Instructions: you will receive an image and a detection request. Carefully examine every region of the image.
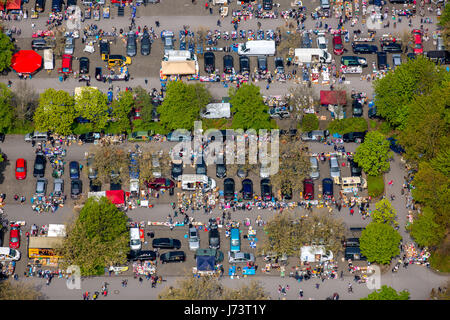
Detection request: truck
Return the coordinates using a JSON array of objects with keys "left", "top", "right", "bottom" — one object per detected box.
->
[
  {"left": 44, "top": 49, "right": 54, "bottom": 70},
  {"left": 237, "top": 40, "right": 276, "bottom": 56},
  {"left": 200, "top": 103, "right": 231, "bottom": 119},
  {"left": 294, "top": 48, "right": 332, "bottom": 64},
  {"left": 300, "top": 246, "right": 333, "bottom": 263}
]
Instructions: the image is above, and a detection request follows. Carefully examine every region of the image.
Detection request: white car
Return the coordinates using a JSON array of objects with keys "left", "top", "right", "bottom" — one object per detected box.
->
[
  {"left": 228, "top": 251, "right": 255, "bottom": 264},
  {"left": 316, "top": 33, "right": 327, "bottom": 50},
  {"left": 0, "top": 247, "right": 21, "bottom": 261},
  {"left": 65, "top": 37, "right": 74, "bottom": 55},
  {"left": 188, "top": 227, "right": 200, "bottom": 251}
]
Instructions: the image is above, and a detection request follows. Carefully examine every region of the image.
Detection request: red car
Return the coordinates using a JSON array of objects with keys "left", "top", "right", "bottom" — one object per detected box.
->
[
  {"left": 15, "top": 158, "right": 27, "bottom": 180},
  {"left": 332, "top": 34, "right": 344, "bottom": 55},
  {"left": 9, "top": 225, "right": 20, "bottom": 249},
  {"left": 58, "top": 54, "right": 73, "bottom": 74},
  {"left": 145, "top": 178, "right": 175, "bottom": 190},
  {"left": 412, "top": 29, "right": 423, "bottom": 55},
  {"left": 303, "top": 178, "right": 314, "bottom": 200}
]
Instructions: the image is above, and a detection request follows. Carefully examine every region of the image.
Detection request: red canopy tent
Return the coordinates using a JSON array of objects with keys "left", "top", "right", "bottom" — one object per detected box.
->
[
  {"left": 320, "top": 90, "right": 347, "bottom": 106},
  {"left": 11, "top": 50, "right": 42, "bottom": 74},
  {"left": 105, "top": 190, "right": 125, "bottom": 206},
  {"left": 0, "top": 0, "right": 22, "bottom": 11}
]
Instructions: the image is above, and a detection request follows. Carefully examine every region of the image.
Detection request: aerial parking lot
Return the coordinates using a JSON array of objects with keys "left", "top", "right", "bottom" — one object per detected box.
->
[{"left": 0, "top": 0, "right": 449, "bottom": 304}]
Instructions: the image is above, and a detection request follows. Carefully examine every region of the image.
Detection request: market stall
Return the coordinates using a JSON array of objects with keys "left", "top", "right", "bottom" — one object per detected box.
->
[{"left": 11, "top": 50, "right": 43, "bottom": 76}]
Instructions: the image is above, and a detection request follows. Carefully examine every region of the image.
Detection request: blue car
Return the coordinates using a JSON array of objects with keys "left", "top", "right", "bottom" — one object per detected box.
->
[
  {"left": 387, "top": 138, "right": 405, "bottom": 154},
  {"left": 69, "top": 161, "right": 80, "bottom": 180}
]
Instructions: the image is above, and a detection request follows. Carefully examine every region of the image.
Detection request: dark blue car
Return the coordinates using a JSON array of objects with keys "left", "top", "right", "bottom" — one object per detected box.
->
[
  {"left": 322, "top": 178, "right": 334, "bottom": 199},
  {"left": 387, "top": 138, "right": 405, "bottom": 154},
  {"left": 69, "top": 161, "right": 80, "bottom": 180}
]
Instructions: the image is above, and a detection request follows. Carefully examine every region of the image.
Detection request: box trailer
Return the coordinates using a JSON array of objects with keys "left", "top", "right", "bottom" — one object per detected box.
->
[
  {"left": 44, "top": 49, "right": 54, "bottom": 70},
  {"left": 238, "top": 40, "right": 276, "bottom": 56},
  {"left": 294, "top": 48, "right": 332, "bottom": 64}
]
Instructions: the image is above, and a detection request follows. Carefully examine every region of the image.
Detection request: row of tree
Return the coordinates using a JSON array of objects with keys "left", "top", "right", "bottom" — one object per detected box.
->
[{"left": 373, "top": 55, "right": 450, "bottom": 270}]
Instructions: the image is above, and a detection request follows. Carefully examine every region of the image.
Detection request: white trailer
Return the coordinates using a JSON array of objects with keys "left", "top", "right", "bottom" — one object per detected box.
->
[
  {"left": 44, "top": 49, "right": 54, "bottom": 70},
  {"left": 294, "top": 48, "right": 332, "bottom": 64},
  {"left": 200, "top": 103, "right": 231, "bottom": 119},
  {"left": 238, "top": 40, "right": 276, "bottom": 56}
]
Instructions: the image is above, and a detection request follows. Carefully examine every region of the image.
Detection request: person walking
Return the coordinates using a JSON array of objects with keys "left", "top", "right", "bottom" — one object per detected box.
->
[
  {"left": 299, "top": 289, "right": 303, "bottom": 298},
  {"left": 315, "top": 283, "right": 320, "bottom": 289}
]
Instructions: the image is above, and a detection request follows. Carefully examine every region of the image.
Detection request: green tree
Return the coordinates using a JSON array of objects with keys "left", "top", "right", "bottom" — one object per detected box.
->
[
  {"left": 327, "top": 117, "right": 368, "bottom": 135},
  {"left": 92, "top": 145, "right": 129, "bottom": 185},
  {"left": 301, "top": 113, "right": 319, "bottom": 132},
  {"left": 75, "top": 87, "right": 109, "bottom": 132},
  {"left": 360, "top": 222, "right": 401, "bottom": 264},
  {"left": 0, "top": 30, "right": 14, "bottom": 72},
  {"left": 157, "top": 81, "right": 210, "bottom": 132},
  {"left": 223, "top": 281, "right": 269, "bottom": 300},
  {"left": 112, "top": 90, "right": 134, "bottom": 133},
  {"left": 0, "top": 83, "right": 14, "bottom": 133},
  {"left": 0, "top": 280, "right": 44, "bottom": 300},
  {"left": 58, "top": 197, "right": 129, "bottom": 276},
  {"left": 373, "top": 55, "right": 450, "bottom": 129},
  {"left": 362, "top": 285, "right": 410, "bottom": 300},
  {"left": 410, "top": 207, "right": 445, "bottom": 248},
  {"left": 398, "top": 84, "right": 450, "bottom": 165},
  {"left": 354, "top": 131, "right": 393, "bottom": 176},
  {"left": 262, "top": 212, "right": 300, "bottom": 257},
  {"left": 34, "top": 89, "right": 76, "bottom": 135},
  {"left": 371, "top": 198, "right": 397, "bottom": 225},
  {"left": 229, "top": 84, "right": 273, "bottom": 130}
]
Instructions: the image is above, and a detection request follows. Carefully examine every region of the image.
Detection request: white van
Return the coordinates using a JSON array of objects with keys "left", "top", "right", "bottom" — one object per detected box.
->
[
  {"left": 300, "top": 246, "right": 333, "bottom": 263},
  {"left": 24, "top": 131, "right": 48, "bottom": 142},
  {"left": 200, "top": 103, "right": 231, "bottom": 119},
  {"left": 129, "top": 227, "right": 141, "bottom": 251},
  {"left": 238, "top": 40, "right": 276, "bottom": 56},
  {"left": 180, "top": 174, "right": 216, "bottom": 192},
  {"left": 0, "top": 247, "right": 21, "bottom": 261},
  {"left": 294, "top": 48, "right": 332, "bottom": 64}
]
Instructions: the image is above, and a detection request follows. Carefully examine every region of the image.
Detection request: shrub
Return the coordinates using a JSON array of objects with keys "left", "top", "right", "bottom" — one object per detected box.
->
[
  {"left": 301, "top": 114, "right": 319, "bottom": 132},
  {"left": 379, "top": 121, "right": 392, "bottom": 136},
  {"left": 327, "top": 117, "right": 368, "bottom": 135}
]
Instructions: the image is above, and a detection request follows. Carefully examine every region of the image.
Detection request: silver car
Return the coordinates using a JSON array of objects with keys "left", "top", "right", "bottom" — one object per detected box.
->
[
  {"left": 301, "top": 130, "right": 329, "bottom": 142},
  {"left": 64, "top": 37, "right": 74, "bottom": 55},
  {"left": 87, "top": 156, "right": 98, "bottom": 180},
  {"left": 329, "top": 156, "right": 340, "bottom": 179},
  {"left": 228, "top": 251, "right": 255, "bottom": 264},
  {"left": 35, "top": 178, "right": 48, "bottom": 196},
  {"left": 188, "top": 227, "right": 200, "bottom": 251},
  {"left": 310, "top": 157, "right": 320, "bottom": 180},
  {"left": 53, "top": 178, "right": 64, "bottom": 196},
  {"left": 392, "top": 54, "right": 402, "bottom": 69}
]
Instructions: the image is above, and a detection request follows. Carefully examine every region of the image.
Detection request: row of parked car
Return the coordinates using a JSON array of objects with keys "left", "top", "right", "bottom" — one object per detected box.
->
[{"left": 203, "top": 53, "right": 284, "bottom": 75}]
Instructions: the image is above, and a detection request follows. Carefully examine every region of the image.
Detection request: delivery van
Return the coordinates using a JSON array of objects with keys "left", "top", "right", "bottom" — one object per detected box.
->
[
  {"left": 129, "top": 227, "right": 141, "bottom": 251},
  {"left": 180, "top": 174, "right": 216, "bottom": 192},
  {"left": 238, "top": 40, "right": 276, "bottom": 56},
  {"left": 230, "top": 228, "right": 241, "bottom": 252}
]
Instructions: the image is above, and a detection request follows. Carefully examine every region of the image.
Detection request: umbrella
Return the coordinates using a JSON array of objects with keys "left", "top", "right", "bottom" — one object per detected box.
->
[{"left": 11, "top": 50, "right": 42, "bottom": 74}]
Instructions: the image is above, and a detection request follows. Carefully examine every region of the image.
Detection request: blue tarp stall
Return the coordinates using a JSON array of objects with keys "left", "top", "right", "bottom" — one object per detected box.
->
[{"left": 196, "top": 256, "right": 215, "bottom": 272}]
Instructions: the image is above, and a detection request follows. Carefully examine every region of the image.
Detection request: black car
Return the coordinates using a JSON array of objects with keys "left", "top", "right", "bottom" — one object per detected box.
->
[
  {"left": 216, "top": 162, "right": 227, "bottom": 178},
  {"left": 99, "top": 40, "right": 110, "bottom": 57},
  {"left": 223, "top": 178, "right": 235, "bottom": 200},
  {"left": 281, "top": 184, "right": 292, "bottom": 200},
  {"left": 376, "top": 51, "right": 388, "bottom": 70},
  {"left": 171, "top": 162, "right": 183, "bottom": 180},
  {"left": 95, "top": 67, "right": 103, "bottom": 81},
  {"left": 79, "top": 57, "right": 89, "bottom": 74},
  {"left": 352, "top": 43, "right": 378, "bottom": 54},
  {"left": 260, "top": 178, "right": 272, "bottom": 201},
  {"left": 160, "top": 251, "right": 186, "bottom": 264},
  {"left": 195, "top": 156, "right": 207, "bottom": 175},
  {"left": 33, "top": 153, "right": 46, "bottom": 177},
  {"left": 209, "top": 227, "right": 220, "bottom": 249},
  {"left": 349, "top": 159, "right": 362, "bottom": 177},
  {"left": 368, "top": 107, "right": 380, "bottom": 119},
  {"left": 387, "top": 137, "right": 405, "bottom": 154},
  {"left": 343, "top": 132, "right": 366, "bottom": 143},
  {"left": 0, "top": 133, "right": 5, "bottom": 142},
  {"left": 79, "top": 132, "right": 96, "bottom": 143},
  {"left": 127, "top": 250, "right": 156, "bottom": 261},
  {"left": 141, "top": 34, "right": 152, "bottom": 56},
  {"left": 352, "top": 100, "right": 363, "bottom": 117},
  {"left": 70, "top": 179, "right": 82, "bottom": 199},
  {"left": 35, "top": 0, "right": 46, "bottom": 12},
  {"left": 223, "top": 55, "right": 234, "bottom": 74},
  {"left": 241, "top": 179, "right": 253, "bottom": 200},
  {"left": 322, "top": 178, "right": 334, "bottom": 199},
  {"left": 152, "top": 238, "right": 181, "bottom": 249},
  {"left": 406, "top": 52, "right": 416, "bottom": 60},
  {"left": 274, "top": 57, "right": 284, "bottom": 74},
  {"left": 257, "top": 56, "right": 267, "bottom": 72},
  {"left": 89, "top": 179, "right": 102, "bottom": 192},
  {"left": 263, "top": 0, "right": 273, "bottom": 10},
  {"left": 51, "top": 0, "right": 62, "bottom": 12},
  {"left": 204, "top": 52, "right": 215, "bottom": 73},
  {"left": 126, "top": 33, "right": 137, "bottom": 57},
  {"left": 239, "top": 56, "right": 250, "bottom": 73},
  {"left": 381, "top": 41, "right": 402, "bottom": 53},
  {"left": 67, "top": 0, "right": 76, "bottom": 6}
]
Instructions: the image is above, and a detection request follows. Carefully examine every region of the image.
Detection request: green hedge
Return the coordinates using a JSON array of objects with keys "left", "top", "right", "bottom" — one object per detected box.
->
[
  {"left": 368, "top": 175, "right": 385, "bottom": 198},
  {"left": 327, "top": 117, "right": 368, "bottom": 135},
  {"left": 301, "top": 114, "right": 319, "bottom": 132}
]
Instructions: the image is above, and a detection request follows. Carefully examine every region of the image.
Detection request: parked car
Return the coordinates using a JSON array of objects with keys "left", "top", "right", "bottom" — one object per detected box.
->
[
  {"left": 0, "top": 247, "right": 21, "bottom": 261},
  {"left": 301, "top": 130, "right": 329, "bottom": 142},
  {"left": 316, "top": 33, "right": 327, "bottom": 50},
  {"left": 263, "top": 0, "right": 273, "bottom": 10},
  {"left": 141, "top": 33, "right": 151, "bottom": 56},
  {"left": 376, "top": 51, "right": 388, "bottom": 70},
  {"left": 69, "top": 161, "right": 80, "bottom": 180},
  {"left": 239, "top": 55, "right": 250, "bottom": 73},
  {"left": 209, "top": 226, "right": 220, "bottom": 249},
  {"left": 228, "top": 251, "right": 255, "bottom": 264},
  {"left": 343, "top": 131, "right": 366, "bottom": 143},
  {"left": 310, "top": 157, "right": 320, "bottom": 180},
  {"left": 241, "top": 179, "right": 253, "bottom": 200},
  {"left": 9, "top": 225, "right": 20, "bottom": 249},
  {"left": 322, "top": 178, "right": 334, "bottom": 199},
  {"left": 352, "top": 100, "right": 363, "bottom": 117},
  {"left": 332, "top": 34, "right": 344, "bottom": 55},
  {"left": 368, "top": 107, "right": 380, "bottom": 119},
  {"left": 79, "top": 57, "right": 89, "bottom": 74},
  {"left": 89, "top": 179, "right": 101, "bottom": 192},
  {"left": 145, "top": 178, "right": 175, "bottom": 191},
  {"left": 35, "top": 178, "right": 47, "bottom": 196},
  {"left": 53, "top": 178, "right": 64, "bottom": 196},
  {"left": 51, "top": 0, "right": 62, "bottom": 12},
  {"left": 160, "top": 251, "right": 186, "bottom": 263},
  {"left": 274, "top": 57, "right": 284, "bottom": 73},
  {"left": 329, "top": 156, "right": 341, "bottom": 179},
  {"left": 236, "top": 165, "right": 248, "bottom": 178},
  {"left": 387, "top": 137, "right": 405, "bottom": 154},
  {"left": 303, "top": 178, "right": 314, "bottom": 200},
  {"left": 127, "top": 250, "right": 156, "bottom": 261},
  {"left": 64, "top": 37, "right": 74, "bottom": 55},
  {"left": 349, "top": 159, "right": 362, "bottom": 177},
  {"left": 391, "top": 54, "right": 402, "bottom": 69},
  {"left": 381, "top": 41, "right": 402, "bottom": 53},
  {"left": 257, "top": 56, "right": 267, "bottom": 72},
  {"left": 31, "top": 38, "right": 51, "bottom": 50},
  {"left": 15, "top": 158, "right": 27, "bottom": 180},
  {"left": 33, "top": 153, "right": 46, "bottom": 178},
  {"left": 204, "top": 52, "right": 215, "bottom": 73},
  {"left": 166, "top": 131, "right": 191, "bottom": 142},
  {"left": 87, "top": 156, "right": 97, "bottom": 180},
  {"left": 223, "top": 178, "right": 235, "bottom": 200},
  {"left": 195, "top": 248, "right": 224, "bottom": 263},
  {"left": 412, "top": 29, "right": 423, "bottom": 55},
  {"left": 152, "top": 238, "right": 181, "bottom": 249},
  {"left": 70, "top": 179, "right": 82, "bottom": 199},
  {"left": 302, "top": 32, "right": 312, "bottom": 48},
  {"left": 129, "top": 131, "right": 152, "bottom": 141},
  {"left": 195, "top": 156, "right": 207, "bottom": 175},
  {"left": 281, "top": 184, "right": 293, "bottom": 200},
  {"left": 216, "top": 162, "right": 227, "bottom": 179},
  {"left": 341, "top": 55, "right": 367, "bottom": 67},
  {"left": 79, "top": 132, "right": 96, "bottom": 143},
  {"left": 352, "top": 43, "right": 378, "bottom": 54},
  {"left": 260, "top": 178, "right": 272, "bottom": 201},
  {"left": 223, "top": 55, "right": 234, "bottom": 74},
  {"left": 171, "top": 161, "right": 183, "bottom": 180},
  {"left": 99, "top": 39, "right": 110, "bottom": 57},
  {"left": 126, "top": 33, "right": 137, "bottom": 57},
  {"left": 188, "top": 227, "right": 200, "bottom": 251}
]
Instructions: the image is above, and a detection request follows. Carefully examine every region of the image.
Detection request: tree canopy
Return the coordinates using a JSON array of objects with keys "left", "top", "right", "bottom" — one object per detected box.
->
[
  {"left": 410, "top": 207, "right": 446, "bottom": 248},
  {"left": 34, "top": 89, "right": 76, "bottom": 135},
  {"left": 111, "top": 90, "right": 134, "bottom": 133},
  {"left": 354, "top": 131, "right": 392, "bottom": 176},
  {"left": 361, "top": 285, "right": 410, "bottom": 300},
  {"left": 157, "top": 81, "right": 210, "bottom": 132},
  {"left": 58, "top": 197, "right": 129, "bottom": 276},
  {"left": 229, "top": 84, "right": 273, "bottom": 130},
  {"left": 371, "top": 198, "right": 397, "bottom": 225},
  {"left": 360, "top": 222, "right": 401, "bottom": 265},
  {"left": 0, "top": 31, "right": 14, "bottom": 72},
  {"left": 74, "top": 87, "right": 110, "bottom": 132},
  {"left": 92, "top": 145, "right": 129, "bottom": 185},
  {"left": 0, "top": 280, "right": 44, "bottom": 300},
  {"left": 0, "top": 83, "right": 14, "bottom": 133}
]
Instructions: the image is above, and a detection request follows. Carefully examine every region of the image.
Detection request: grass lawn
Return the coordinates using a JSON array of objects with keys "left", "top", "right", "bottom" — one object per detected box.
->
[{"left": 368, "top": 175, "right": 385, "bottom": 198}]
